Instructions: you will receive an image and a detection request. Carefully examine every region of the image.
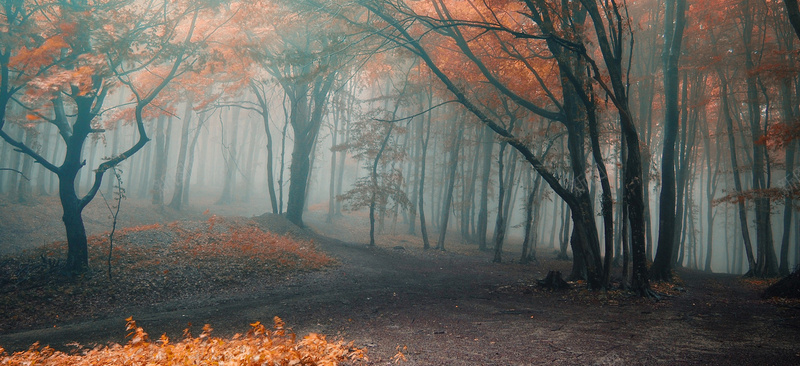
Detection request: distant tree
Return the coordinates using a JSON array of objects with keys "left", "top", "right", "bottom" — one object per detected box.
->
[
  {"left": 168, "top": 101, "right": 195, "bottom": 211},
  {"left": 338, "top": 118, "right": 410, "bottom": 237},
  {"left": 238, "top": 1, "right": 366, "bottom": 226}
]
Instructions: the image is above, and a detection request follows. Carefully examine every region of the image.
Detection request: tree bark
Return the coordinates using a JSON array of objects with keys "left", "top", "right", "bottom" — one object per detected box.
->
[
  {"left": 520, "top": 171, "right": 542, "bottom": 264},
  {"left": 492, "top": 141, "right": 508, "bottom": 262},
  {"left": 436, "top": 119, "right": 464, "bottom": 251},
  {"left": 169, "top": 102, "right": 194, "bottom": 210},
  {"left": 476, "top": 126, "right": 494, "bottom": 251},
  {"left": 418, "top": 103, "right": 433, "bottom": 250}
]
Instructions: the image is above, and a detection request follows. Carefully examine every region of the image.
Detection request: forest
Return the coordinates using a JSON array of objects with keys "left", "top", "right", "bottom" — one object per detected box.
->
[{"left": 1, "top": 0, "right": 800, "bottom": 364}]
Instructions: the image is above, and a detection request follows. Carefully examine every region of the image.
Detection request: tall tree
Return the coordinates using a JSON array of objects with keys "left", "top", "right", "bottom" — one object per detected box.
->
[{"left": 652, "top": 0, "right": 687, "bottom": 281}]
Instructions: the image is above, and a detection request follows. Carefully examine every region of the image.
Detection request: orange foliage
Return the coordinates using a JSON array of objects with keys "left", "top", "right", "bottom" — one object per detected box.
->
[
  {"left": 0, "top": 317, "right": 366, "bottom": 365},
  {"left": 117, "top": 223, "right": 164, "bottom": 235},
  {"left": 78, "top": 217, "right": 334, "bottom": 275},
  {"left": 757, "top": 122, "right": 800, "bottom": 149},
  {"left": 171, "top": 216, "right": 333, "bottom": 271}
]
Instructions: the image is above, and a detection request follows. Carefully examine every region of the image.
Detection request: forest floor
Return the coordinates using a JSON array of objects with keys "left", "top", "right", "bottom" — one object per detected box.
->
[{"left": 1, "top": 195, "right": 800, "bottom": 365}]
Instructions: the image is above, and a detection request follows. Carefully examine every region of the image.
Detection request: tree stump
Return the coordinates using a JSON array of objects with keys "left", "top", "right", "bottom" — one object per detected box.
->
[{"left": 537, "top": 270, "right": 571, "bottom": 290}]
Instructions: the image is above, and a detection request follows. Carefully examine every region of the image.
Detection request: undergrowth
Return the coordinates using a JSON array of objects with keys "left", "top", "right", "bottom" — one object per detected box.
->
[
  {"left": 0, "top": 216, "right": 334, "bottom": 332},
  {"left": 0, "top": 317, "right": 366, "bottom": 365}
]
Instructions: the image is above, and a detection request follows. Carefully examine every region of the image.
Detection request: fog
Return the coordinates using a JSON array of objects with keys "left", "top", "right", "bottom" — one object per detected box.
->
[{"left": 1, "top": 0, "right": 798, "bottom": 281}]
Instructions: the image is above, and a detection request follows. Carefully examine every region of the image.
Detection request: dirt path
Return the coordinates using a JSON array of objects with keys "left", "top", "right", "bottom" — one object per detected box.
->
[{"left": 1, "top": 211, "right": 799, "bottom": 364}]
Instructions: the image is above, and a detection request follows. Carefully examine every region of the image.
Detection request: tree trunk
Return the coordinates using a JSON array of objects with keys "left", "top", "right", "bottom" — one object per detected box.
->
[
  {"left": 492, "top": 141, "right": 508, "bottom": 262},
  {"left": 182, "top": 113, "right": 206, "bottom": 205},
  {"left": 501, "top": 148, "right": 519, "bottom": 236},
  {"left": 169, "top": 102, "right": 194, "bottom": 210},
  {"left": 719, "top": 71, "right": 757, "bottom": 274},
  {"left": 60, "top": 168, "right": 88, "bottom": 273},
  {"left": 407, "top": 106, "right": 423, "bottom": 234},
  {"left": 327, "top": 104, "right": 340, "bottom": 223},
  {"left": 621, "top": 133, "right": 631, "bottom": 284},
  {"left": 278, "top": 97, "right": 290, "bottom": 214},
  {"left": 284, "top": 69, "right": 336, "bottom": 227},
  {"left": 652, "top": 0, "right": 687, "bottom": 281},
  {"left": 243, "top": 119, "right": 259, "bottom": 201},
  {"left": 286, "top": 129, "right": 313, "bottom": 226},
  {"left": 251, "top": 83, "right": 279, "bottom": 214},
  {"left": 703, "top": 109, "right": 722, "bottom": 273},
  {"left": 369, "top": 123, "right": 395, "bottom": 247},
  {"left": 558, "top": 197, "right": 571, "bottom": 260},
  {"left": 779, "top": 87, "right": 796, "bottom": 275},
  {"left": 461, "top": 126, "right": 481, "bottom": 240},
  {"left": 5, "top": 128, "right": 24, "bottom": 196},
  {"left": 152, "top": 115, "right": 172, "bottom": 205},
  {"left": 436, "top": 120, "right": 464, "bottom": 251},
  {"left": 36, "top": 123, "right": 56, "bottom": 196},
  {"left": 16, "top": 127, "right": 35, "bottom": 203},
  {"left": 418, "top": 104, "right": 433, "bottom": 250},
  {"left": 520, "top": 171, "right": 542, "bottom": 264},
  {"left": 783, "top": 0, "right": 800, "bottom": 41},
  {"left": 217, "top": 108, "right": 240, "bottom": 205},
  {"left": 743, "top": 2, "right": 778, "bottom": 277},
  {"left": 476, "top": 126, "right": 494, "bottom": 251},
  {"left": 586, "top": 90, "right": 615, "bottom": 287}
]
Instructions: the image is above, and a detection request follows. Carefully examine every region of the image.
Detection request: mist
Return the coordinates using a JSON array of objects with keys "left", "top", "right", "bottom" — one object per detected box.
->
[{"left": 1, "top": 0, "right": 799, "bottom": 278}]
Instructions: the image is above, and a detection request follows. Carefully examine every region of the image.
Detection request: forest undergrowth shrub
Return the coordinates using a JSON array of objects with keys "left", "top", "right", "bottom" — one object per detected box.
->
[{"left": 0, "top": 317, "right": 366, "bottom": 365}]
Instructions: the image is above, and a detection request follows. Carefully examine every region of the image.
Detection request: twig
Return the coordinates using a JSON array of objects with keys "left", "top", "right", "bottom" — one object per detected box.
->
[
  {"left": 100, "top": 167, "right": 125, "bottom": 282},
  {"left": 0, "top": 168, "right": 30, "bottom": 181}
]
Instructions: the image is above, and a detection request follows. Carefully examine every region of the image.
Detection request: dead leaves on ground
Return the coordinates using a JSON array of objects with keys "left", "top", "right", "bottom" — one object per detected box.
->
[
  {"left": 0, "top": 317, "right": 367, "bottom": 365},
  {"left": 493, "top": 275, "right": 688, "bottom": 307},
  {"left": 0, "top": 216, "right": 334, "bottom": 333}
]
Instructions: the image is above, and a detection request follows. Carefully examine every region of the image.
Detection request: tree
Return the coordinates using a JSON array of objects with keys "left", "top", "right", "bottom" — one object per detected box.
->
[
  {"left": 240, "top": 1, "right": 363, "bottom": 226},
  {"left": 436, "top": 115, "right": 464, "bottom": 251},
  {"left": 0, "top": 0, "right": 214, "bottom": 274},
  {"left": 337, "top": 105, "right": 410, "bottom": 246},
  {"left": 652, "top": 0, "right": 688, "bottom": 281},
  {"left": 168, "top": 100, "right": 195, "bottom": 211}
]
